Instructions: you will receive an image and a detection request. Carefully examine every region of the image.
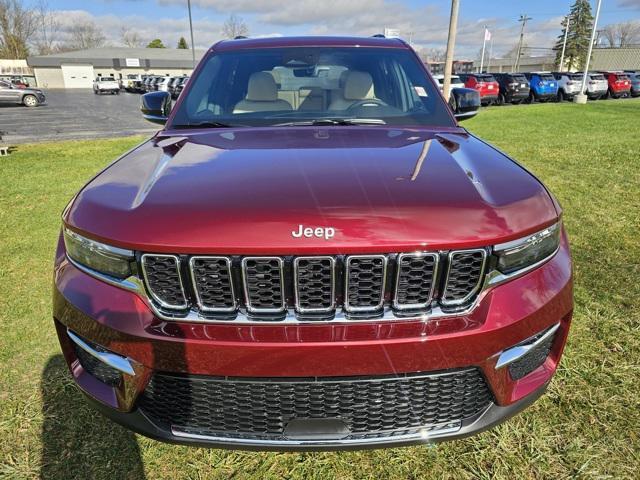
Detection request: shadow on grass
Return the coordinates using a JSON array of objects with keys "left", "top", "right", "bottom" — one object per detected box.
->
[{"left": 40, "top": 355, "right": 145, "bottom": 480}]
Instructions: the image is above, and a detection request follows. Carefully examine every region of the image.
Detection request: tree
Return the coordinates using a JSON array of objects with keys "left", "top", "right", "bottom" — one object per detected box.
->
[
  {"left": 121, "top": 27, "right": 142, "bottom": 48},
  {"left": 146, "top": 38, "right": 165, "bottom": 48},
  {"left": 33, "top": 1, "right": 60, "bottom": 55},
  {"left": 64, "top": 20, "right": 106, "bottom": 50},
  {"left": 602, "top": 21, "right": 640, "bottom": 47},
  {"left": 177, "top": 36, "right": 188, "bottom": 49},
  {"left": 553, "top": 0, "right": 594, "bottom": 71},
  {"left": 222, "top": 14, "right": 248, "bottom": 39},
  {"left": 0, "top": 0, "right": 38, "bottom": 58}
]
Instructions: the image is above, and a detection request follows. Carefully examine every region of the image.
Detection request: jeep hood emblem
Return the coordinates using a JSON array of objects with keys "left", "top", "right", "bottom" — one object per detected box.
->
[{"left": 292, "top": 224, "right": 336, "bottom": 240}]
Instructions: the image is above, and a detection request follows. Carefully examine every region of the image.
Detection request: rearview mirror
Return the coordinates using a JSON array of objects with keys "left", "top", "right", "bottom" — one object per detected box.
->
[
  {"left": 141, "top": 91, "right": 172, "bottom": 125},
  {"left": 449, "top": 87, "right": 481, "bottom": 122}
]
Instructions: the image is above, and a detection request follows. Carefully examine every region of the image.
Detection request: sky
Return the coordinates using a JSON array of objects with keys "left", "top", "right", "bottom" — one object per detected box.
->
[{"left": 47, "top": 0, "right": 640, "bottom": 58}]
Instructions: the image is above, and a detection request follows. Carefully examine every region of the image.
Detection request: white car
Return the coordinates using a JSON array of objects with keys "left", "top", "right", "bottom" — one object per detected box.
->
[
  {"left": 93, "top": 77, "right": 120, "bottom": 95},
  {"left": 156, "top": 77, "right": 172, "bottom": 92},
  {"left": 585, "top": 72, "right": 609, "bottom": 100},
  {"left": 433, "top": 74, "right": 465, "bottom": 96},
  {"left": 552, "top": 72, "right": 583, "bottom": 101}
]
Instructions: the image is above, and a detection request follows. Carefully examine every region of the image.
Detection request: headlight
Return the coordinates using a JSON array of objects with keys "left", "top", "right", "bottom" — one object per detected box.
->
[
  {"left": 494, "top": 222, "right": 561, "bottom": 275},
  {"left": 63, "top": 227, "right": 134, "bottom": 279}
]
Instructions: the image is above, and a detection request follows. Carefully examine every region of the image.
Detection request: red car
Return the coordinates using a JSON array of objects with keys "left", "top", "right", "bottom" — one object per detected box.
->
[
  {"left": 53, "top": 36, "right": 573, "bottom": 450},
  {"left": 459, "top": 73, "right": 500, "bottom": 105},
  {"left": 600, "top": 71, "right": 631, "bottom": 98}
]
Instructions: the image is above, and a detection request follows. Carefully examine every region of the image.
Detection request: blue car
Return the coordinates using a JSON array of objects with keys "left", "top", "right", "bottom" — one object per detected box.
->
[{"left": 524, "top": 72, "right": 558, "bottom": 103}]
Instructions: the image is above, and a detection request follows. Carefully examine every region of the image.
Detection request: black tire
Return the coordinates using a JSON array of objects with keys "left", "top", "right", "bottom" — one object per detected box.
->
[
  {"left": 116, "top": 90, "right": 120, "bottom": 95},
  {"left": 496, "top": 93, "right": 505, "bottom": 106},
  {"left": 22, "top": 94, "right": 39, "bottom": 107}
]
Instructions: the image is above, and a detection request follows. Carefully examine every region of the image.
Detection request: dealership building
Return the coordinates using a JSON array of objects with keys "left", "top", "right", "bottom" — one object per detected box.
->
[{"left": 26, "top": 47, "right": 206, "bottom": 88}]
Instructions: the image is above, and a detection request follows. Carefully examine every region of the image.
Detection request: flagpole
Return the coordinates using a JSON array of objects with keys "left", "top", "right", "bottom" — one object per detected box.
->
[
  {"left": 487, "top": 36, "right": 493, "bottom": 71},
  {"left": 480, "top": 26, "right": 487, "bottom": 73}
]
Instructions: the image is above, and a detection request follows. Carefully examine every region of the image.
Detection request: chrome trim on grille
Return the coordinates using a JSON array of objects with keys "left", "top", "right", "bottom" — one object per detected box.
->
[
  {"left": 393, "top": 252, "right": 439, "bottom": 311},
  {"left": 494, "top": 323, "right": 560, "bottom": 369},
  {"left": 343, "top": 255, "right": 388, "bottom": 313},
  {"left": 441, "top": 249, "right": 487, "bottom": 307},
  {"left": 67, "top": 329, "right": 135, "bottom": 376},
  {"left": 140, "top": 254, "right": 188, "bottom": 310},
  {"left": 189, "top": 256, "right": 237, "bottom": 313},
  {"left": 293, "top": 256, "right": 336, "bottom": 314},
  {"left": 241, "top": 257, "right": 286, "bottom": 314}
]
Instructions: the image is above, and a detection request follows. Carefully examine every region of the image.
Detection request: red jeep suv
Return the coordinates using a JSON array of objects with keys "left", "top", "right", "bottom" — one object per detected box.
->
[{"left": 53, "top": 36, "right": 573, "bottom": 450}]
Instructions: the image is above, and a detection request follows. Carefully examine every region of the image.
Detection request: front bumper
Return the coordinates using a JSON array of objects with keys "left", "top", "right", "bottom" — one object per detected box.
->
[{"left": 53, "top": 232, "right": 573, "bottom": 449}]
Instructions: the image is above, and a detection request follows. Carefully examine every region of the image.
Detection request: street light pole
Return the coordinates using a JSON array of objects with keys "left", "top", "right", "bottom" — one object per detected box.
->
[
  {"left": 187, "top": 0, "right": 196, "bottom": 70},
  {"left": 442, "top": 0, "right": 460, "bottom": 102},
  {"left": 559, "top": 16, "right": 570, "bottom": 71},
  {"left": 479, "top": 26, "right": 488, "bottom": 73},
  {"left": 575, "top": 0, "right": 602, "bottom": 104}
]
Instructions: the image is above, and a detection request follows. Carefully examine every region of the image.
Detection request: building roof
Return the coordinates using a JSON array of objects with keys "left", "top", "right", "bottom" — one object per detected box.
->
[{"left": 27, "top": 47, "right": 207, "bottom": 69}]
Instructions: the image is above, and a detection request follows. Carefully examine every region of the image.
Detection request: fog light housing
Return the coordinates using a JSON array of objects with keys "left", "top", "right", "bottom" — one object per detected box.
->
[{"left": 496, "top": 323, "right": 559, "bottom": 380}]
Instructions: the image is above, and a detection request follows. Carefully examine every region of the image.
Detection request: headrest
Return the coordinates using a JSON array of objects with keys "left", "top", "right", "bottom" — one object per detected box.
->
[
  {"left": 344, "top": 71, "right": 375, "bottom": 100},
  {"left": 246, "top": 72, "right": 278, "bottom": 102}
]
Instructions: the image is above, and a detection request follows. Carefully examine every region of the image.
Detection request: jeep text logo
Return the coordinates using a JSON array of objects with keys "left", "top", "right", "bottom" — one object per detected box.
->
[{"left": 291, "top": 224, "right": 336, "bottom": 240}]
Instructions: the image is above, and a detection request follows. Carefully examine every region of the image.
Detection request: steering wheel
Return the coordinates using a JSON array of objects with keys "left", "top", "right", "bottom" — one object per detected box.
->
[{"left": 346, "top": 98, "right": 388, "bottom": 111}]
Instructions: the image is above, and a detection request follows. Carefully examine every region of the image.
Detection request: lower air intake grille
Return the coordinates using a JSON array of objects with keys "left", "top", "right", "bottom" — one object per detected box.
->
[
  {"left": 141, "top": 254, "right": 186, "bottom": 309},
  {"left": 138, "top": 369, "right": 493, "bottom": 441},
  {"left": 345, "top": 255, "right": 387, "bottom": 312},
  {"left": 74, "top": 343, "right": 121, "bottom": 386}
]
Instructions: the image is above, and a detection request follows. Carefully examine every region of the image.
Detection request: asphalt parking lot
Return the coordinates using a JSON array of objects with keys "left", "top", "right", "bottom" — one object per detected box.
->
[{"left": 0, "top": 89, "right": 159, "bottom": 144}]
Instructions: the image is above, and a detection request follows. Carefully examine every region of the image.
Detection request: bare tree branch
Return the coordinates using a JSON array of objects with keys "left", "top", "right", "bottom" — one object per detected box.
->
[
  {"left": 222, "top": 14, "right": 248, "bottom": 40},
  {"left": 0, "top": 0, "right": 38, "bottom": 58}
]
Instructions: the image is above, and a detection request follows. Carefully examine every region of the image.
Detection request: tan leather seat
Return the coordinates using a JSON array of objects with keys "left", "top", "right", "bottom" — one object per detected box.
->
[
  {"left": 233, "top": 72, "right": 293, "bottom": 113},
  {"left": 329, "top": 71, "right": 376, "bottom": 110}
]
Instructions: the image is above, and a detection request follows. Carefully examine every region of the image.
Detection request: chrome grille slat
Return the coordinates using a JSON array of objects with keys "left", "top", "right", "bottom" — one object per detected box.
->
[
  {"left": 141, "top": 254, "right": 187, "bottom": 310},
  {"left": 242, "top": 257, "right": 286, "bottom": 314},
  {"left": 394, "top": 253, "right": 439, "bottom": 310},
  {"left": 344, "top": 255, "right": 387, "bottom": 313},
  {"left": 294, "top": 256, "right": 335, "bottom": 313},
  {"left": 189, "top": 256, "right": 236, "bottom": 312}
]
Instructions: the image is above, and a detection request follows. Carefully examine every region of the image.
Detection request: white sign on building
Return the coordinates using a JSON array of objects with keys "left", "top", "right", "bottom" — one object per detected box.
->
[{"left": 125, "top": 58, "right": 141, "bottom": 67}]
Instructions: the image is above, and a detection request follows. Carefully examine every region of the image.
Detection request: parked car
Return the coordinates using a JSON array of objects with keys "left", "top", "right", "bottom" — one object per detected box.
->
[
  {"left": 93, "top": 77, "right": 120, "bottom": 95},
  {"left": 523, "top": 72, "right": 558, "bottom": 103},
  {"left": 552, "top": 72, "right": 583, "bottom": 101},
  {"left": 168, "top": 76, "right": 187, "bottom": 98},
  {"left": 432, "top": 74, "right": 464, "bottom": 97},
  {"left": 0, "top": 79, "right": 45, "bottom": 106},
  {"left": 172, "top": 77, "right": 189, "bottom": 99},
  {"left": 54, "top": 36, "right": 573, "bottom": 451},
  {"left": 124, "top": 74, "right": 142, "bottom": 92},
  {"left": 599, "top": 71, "right": 631, "bottom": 99},
  {"left": 156, "top": 76, "right": 172, "bottom": 92},
  {"left": 493, "top": 72, "right": 530, "bottom": 105},
  {"left": 623, "top": 70, "right": 640, "bottom": 97},
  {"left": 458, "top": 73, "right": 499, "bottom": 105},
  {"left": 149, "top": 76, "right": 164, "bottom": 92},
  {"left": 581, "top": 72, "right": 609, "bottom": 100}
]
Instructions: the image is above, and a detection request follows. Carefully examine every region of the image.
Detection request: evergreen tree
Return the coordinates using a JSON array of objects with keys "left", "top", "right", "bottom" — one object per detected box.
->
[
  {"left": 146, "top": 38, "right": 165, "bottom": 48},
  {"left": 553, "top": 0, "right": 594, "bottom": 71},
  {"left": 177, "top": 37, "right": 188, "bottom": 49}
]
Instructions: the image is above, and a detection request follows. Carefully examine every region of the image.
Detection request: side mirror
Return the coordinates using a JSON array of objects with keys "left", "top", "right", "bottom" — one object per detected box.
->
[
  {"left": 449, "top": 87, "right": 481, "bottom": 122},
  {"left": 141, "top": 91, "right": 172, "bottom": 125}
]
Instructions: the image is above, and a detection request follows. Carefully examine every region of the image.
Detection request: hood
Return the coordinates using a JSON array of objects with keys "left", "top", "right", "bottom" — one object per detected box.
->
[{"left": 66, "top": 127, "right": 558, "bottom": 254}]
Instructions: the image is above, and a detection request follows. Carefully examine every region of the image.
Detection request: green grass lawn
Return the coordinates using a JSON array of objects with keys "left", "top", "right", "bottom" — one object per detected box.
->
[{"left": 1, "top": 99, "right": 639, "bottom": 479}]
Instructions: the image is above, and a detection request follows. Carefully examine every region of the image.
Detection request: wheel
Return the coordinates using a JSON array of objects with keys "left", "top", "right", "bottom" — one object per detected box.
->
[
  {"left": 93, "top": 89, "right": 98, "bottom": 95},
  {"left": 496, "top": 93, "right": 505, "bottom": 106},
  {"left": 115, "top": 90, "right": 120, "bottom": 95},
  {"left": 22, "top": 94, "right": 38, "bottom": 107}
]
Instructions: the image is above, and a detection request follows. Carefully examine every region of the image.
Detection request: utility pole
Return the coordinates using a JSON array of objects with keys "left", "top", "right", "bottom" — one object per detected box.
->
[
  {"left": 442, "top": 0, "right": 460, "bottom": 102},
  {"left": 513, "top": 14, "right": 532, "bottom": 72},
  {"left": 479, "top": 26, "right": 488, "bottom": 73},
  {"left": 187, "top": 0, "right": 196, "bottom": 69},
  {"left": 559, "top": 16, "right": 570, "bottom": 71},
  {"left": 575, "top": 0, "right": 602, "bottom": 103}
]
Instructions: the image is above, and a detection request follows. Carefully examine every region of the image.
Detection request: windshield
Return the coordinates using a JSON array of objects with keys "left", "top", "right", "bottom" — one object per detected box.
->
[
  {"left": 540, "top": 74, "right": 554, "bottom": 81},
  {"left": 170, "top": 47, "right": 454, "bottom": 128}
]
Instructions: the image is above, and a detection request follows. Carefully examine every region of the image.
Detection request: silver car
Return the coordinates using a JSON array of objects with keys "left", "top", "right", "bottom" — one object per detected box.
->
[
  {"left": 433, "top": 74, "right": 465, "bottom": 97},
  {"left": 0, "top": 79, "right": 45, "bottom": 107},
  {"left": 552, "top": 72, "right": 583, "bottom": 101}
]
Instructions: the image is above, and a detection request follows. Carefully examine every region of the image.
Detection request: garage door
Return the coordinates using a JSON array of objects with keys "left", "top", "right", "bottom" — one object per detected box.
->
[{"left": 61, "top": 64, "right": 94, "bottom": 88}]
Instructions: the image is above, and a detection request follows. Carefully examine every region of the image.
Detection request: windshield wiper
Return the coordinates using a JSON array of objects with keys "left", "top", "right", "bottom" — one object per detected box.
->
[
  {"left": 172, "top": 121, "right": 242, "bottom": 129},
  {"left": 273, "top": 118, "right": 386, "bottom": 127}
]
